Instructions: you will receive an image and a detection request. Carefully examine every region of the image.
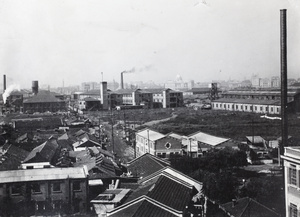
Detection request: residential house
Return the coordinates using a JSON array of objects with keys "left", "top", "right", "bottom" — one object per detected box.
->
[{"left": 105, "top": 166, "right": 205, "bottom": 217}]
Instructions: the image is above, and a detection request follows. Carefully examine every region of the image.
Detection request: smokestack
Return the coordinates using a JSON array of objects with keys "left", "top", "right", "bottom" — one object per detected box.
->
[
  {"left": 3, "top": 74, "right": 6, "bottom": 92},
  {"left": 121, "top": 72, "right": 124, "bottom": 89},
  {"left": 280, "top": 9, "right": 288, "bottom": 156},
  {"left": 100, "top": 82, "right": 108, "bottom": 110},
  {"left": 32, "top": 80, "right": 39, "bottom": 95}
]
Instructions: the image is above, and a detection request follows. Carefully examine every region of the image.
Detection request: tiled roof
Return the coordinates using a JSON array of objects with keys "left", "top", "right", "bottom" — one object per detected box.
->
[
  {"left": 167, "top": 132, "right": 183, "bottom": 140},
  {"left": 127, "top": 153, "right": 170, "bottom": 177},
  {"left": 23, "top": 139, "right": 59, "bottom": 163},
  {"left": 133, "top": 200, "right": 179, "bottom": 217},
  {"left": 23, "top": 93, "right": 64, "bottom": 103},
  {"left": 187, "top": 131, "right": 230, "bottom": 147},
  {"left": 0, "top": 144, "right": 29, "bottom": 171},
  {"left": 147, "top": 175, "right": 193, "bottom": 211},
  {"left": 219, "top": 197, "right": 281, "bottom": 217},
  {"left": 0, "top": 167, "right": 88, "bottom": 183}
]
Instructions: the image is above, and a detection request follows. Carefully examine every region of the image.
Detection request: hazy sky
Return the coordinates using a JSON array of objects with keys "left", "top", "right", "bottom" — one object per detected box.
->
[{"left": 0, "top": 0, "right": 299, "bottom": 88}]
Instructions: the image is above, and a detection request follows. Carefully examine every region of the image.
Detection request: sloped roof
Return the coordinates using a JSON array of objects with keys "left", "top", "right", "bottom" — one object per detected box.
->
[
  {"left": 23, "top": 139, "right": 59, "bottom": 163},
  {"left": 133, "top": 199, "right": 179, "bottom": 217},
  {"left": 219, "top": 197, "right": 281, "bottom": 217},
  {"left": 167, "top": 132, "right": 183, "bottom": 140},
  {"left": 58, "top": 133, "right": 69, "bottom": 140},
  {"left": 147, "top": 175, "right": 193, "bottom": 211},
  {"left": 0, "top": 167, "right": 88, "bottom": 183},
  {"left": 187, "top": 131, "right": 230, "bottom": 147},
  {"left": 73, "top": 139, "right": 101, "bottom": 149},
  {"left": 0, "top": 144, "right": 29, "bottom": 171},
  {"left": 23, "top": 93, "right": 64, "bottom": 103},
  {"left": 136, "top": 128, "right": 165, "bottom": 141},
  {"left": 246, "top": 136, "right": 265, "bottom": 144},
  {"left": 107, "top": 170, "right": 198, "bottom": 217},
  {"left": 127, "top": 153, "right": 170, "bottom": 177}
]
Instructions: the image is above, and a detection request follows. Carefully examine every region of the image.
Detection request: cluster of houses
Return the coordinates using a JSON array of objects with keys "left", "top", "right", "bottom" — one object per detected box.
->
[{"left": 0, "top": 113, "right": 285, "bottom": 217}]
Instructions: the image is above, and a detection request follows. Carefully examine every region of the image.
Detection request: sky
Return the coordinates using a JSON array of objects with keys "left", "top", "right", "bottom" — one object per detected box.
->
[{"left": 0, "top": 0, "right": 299, "bottom": 88}]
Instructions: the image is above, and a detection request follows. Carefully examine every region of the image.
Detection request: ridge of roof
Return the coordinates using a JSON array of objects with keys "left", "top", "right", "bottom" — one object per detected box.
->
[
  {"left": 127, "top": 153, "right": 170, "bottom": 167},
  {"left": 106, "top": 195, "right": 183, "bottom": 216}
]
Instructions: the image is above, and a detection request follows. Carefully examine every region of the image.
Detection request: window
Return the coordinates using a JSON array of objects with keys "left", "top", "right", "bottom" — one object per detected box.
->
[
  {"left": 236, "top": 105, "right": 238, "bottom": 109},
  {"left": 289, "top": 165, "right": 297, "bottom": 186},
  {"left": 165, "top": 142, "right": 171, "bottom": 149},
  {"left": 216, "top": 104, "right": 218, "bottom": 108},
  {"left": 245, "top": 106, "right": 247, "bottom": 110},
  {"left": 260, "top": 106, "right": 263, "bottom": 111},
  {"left": 73, "top": 181, "right": 81, "bottom": 191},
  {"left": 53, "top": 182, "right": 61, "bottom": 192},
  {"left": 11, "top": 183, "right": 22, "bottom": 195},
  {"left": 32, "top": 183, "right": 41, "bottom": 194},
  {"left": 290, "top": 203, "right": 297, "bottom": 217}
]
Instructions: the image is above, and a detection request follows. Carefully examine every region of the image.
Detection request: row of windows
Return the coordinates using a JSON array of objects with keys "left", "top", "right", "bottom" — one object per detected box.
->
[
  {"left": 10, "top": 181, "right": 82, "bottom": 195},
  {"left": 213, "top": 103, "right": 280, "bottom": 112}
]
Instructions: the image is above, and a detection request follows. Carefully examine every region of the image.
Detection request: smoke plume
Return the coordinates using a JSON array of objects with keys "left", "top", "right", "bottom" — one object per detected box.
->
[{"left": 2, "top": 84, "right": 20, "bottom": 104}]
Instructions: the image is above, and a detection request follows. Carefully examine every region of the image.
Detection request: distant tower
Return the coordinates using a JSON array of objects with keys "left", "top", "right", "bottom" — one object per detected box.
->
[
  {"left": 210, "top": 83, "right": 219, "bottom": 100},
  {"left": 32, "top": 81, "right": 39, "bottom": 95},
  {"left": 3, "top": 74, "right": 6, "bottom": 93}
]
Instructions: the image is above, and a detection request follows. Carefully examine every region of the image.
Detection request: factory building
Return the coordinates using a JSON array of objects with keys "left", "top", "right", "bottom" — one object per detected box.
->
[{"left": 212, "top": 89, "right": 300, "bottom": 114}]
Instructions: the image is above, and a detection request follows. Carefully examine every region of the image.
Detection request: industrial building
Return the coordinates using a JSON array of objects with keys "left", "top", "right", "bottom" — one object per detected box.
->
[
  {"left": 135, "top": 128, "right": 182, "bottom": 158},
  {"left": 212, "top": 89, "right": 300, "bottom": 114},
  {"left": 0, "top": 166, "right": 89, "bottom": 216},
  {"left": 73, "top": 82, "right": 184, "bottom": 110}
]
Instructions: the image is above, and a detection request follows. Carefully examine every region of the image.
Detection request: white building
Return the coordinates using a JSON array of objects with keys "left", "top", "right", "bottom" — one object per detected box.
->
[{"left": 281, "top": 146, "right": 300, "bottom": 217}]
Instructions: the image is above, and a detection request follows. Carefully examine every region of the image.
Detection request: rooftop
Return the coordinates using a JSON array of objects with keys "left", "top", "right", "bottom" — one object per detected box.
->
[
  {"left": 136, "top": 128, "right": 165, "bottom": 141},
  {"left": 283, "top": 146, "right": 300, "bottom": 163},
  {"left": 212, "top": 98, "right": 281, "bottom": 105},
  {"left": 219, "top": 197, "right": 281, "bottom": 217},
  {"left": 0, "top": 166, "right": 88, "bottom": 183},
  {"left": 127, "top": 153, "right": 170, "bottom": 177},
  {"left": 23, "top": 93, "right": 65, "bottom": 103},
  {"left": 187, "top": 131, "right": 230, "bottom": 147}
]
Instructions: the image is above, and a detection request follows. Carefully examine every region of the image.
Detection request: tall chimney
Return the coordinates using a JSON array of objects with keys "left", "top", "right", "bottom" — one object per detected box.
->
[
  {"left": 121, "top": 72, "right": 124, "bottom": 89},
  {"left": 280, "top": 9, "right": 288, "bottom": 156},
  {"left": 32, "top": 80, "right": 39, "bottom": 95},
  {"left": 3, "top": 74, "right": 6, "bottom": 92},
  {"left": 100, "top": 82, "right": 108, "bottom": 110}
]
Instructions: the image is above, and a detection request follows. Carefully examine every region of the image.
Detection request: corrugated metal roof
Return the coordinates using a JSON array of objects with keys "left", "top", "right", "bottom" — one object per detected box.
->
[
  {"left": 0, "top": 167, "right": 87, "bottom": 183},
  {"left": 187, "top": 131, "right": 229, "bottom": 147},
  {"left": 136, "top": 129, "right": 165, "bottom": 141}
]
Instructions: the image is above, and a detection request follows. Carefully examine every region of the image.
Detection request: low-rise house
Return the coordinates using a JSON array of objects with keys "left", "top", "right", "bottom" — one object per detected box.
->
[
  {"left": 106, "top": 166, "right": 205, "bottom": 217},
  {"left": 135, "top": 128, "right": 182, "bottom": 158},
  {"left": 126, "top": 153, "right": 170, "bottom": 177},
  {"left": 0, "top": 166, "right": 89, "bottom": 216}
]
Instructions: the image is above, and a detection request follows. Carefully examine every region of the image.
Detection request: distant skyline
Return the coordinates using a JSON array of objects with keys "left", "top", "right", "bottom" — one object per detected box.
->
[{"left": 0, "top": 0, "right": 299, "bottom": 88}]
